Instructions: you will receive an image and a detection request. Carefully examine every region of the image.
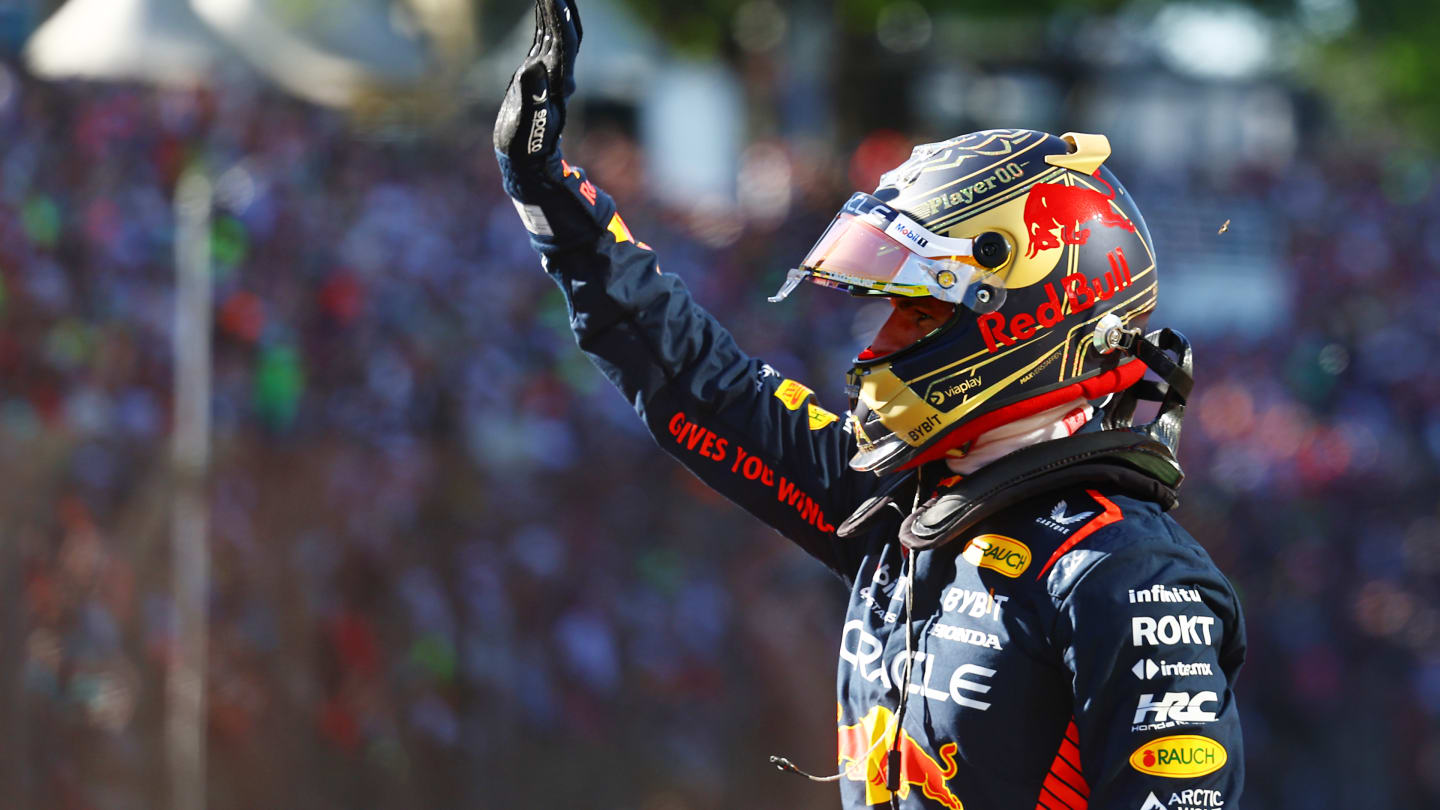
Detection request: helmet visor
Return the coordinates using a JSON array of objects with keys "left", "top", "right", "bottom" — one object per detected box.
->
[{"left": 769, "top": 192, "right": 1007, "bottom": 311}]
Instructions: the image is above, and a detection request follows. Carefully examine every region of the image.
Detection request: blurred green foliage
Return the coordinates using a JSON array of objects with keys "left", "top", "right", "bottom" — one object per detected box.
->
[
  {"left": 1316, "top": 2, "right": 1440, "bottom": 140},
  {"left": 598, "top": 0, "right": 1438, "bottom": 138},
  {"left": 479, "top": 0, "right": 1440, "bottom": 138}
]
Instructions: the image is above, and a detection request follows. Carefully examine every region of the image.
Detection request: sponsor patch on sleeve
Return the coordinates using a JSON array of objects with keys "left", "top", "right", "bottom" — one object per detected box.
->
[
  {"left": 1128, "top": 735, "right": 1226, "bottom": 778},
  {"left": 774, "top": 379, "right": 815, "bottom": 410},
  {"left": 807, "top": 403, "right": 838, "bottom": 430}
]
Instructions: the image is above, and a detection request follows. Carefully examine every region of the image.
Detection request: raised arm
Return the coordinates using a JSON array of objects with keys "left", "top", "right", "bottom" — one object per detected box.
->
[{"left": 492, "top": 0, "right": 880, "bottom": 580}]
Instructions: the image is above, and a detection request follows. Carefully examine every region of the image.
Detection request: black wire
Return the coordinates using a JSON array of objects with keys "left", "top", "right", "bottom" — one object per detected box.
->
[
  {"left": 769, "top": 542, "right": 922, "bottom": 807},
  {"left": 888, "top": 546, "right": 916, "bottom": 810}
]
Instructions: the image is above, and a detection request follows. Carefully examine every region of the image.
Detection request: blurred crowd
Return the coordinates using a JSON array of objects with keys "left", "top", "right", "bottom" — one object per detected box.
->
[{"left": 2, "top": 57, "right": 1438, "bottom": 810}]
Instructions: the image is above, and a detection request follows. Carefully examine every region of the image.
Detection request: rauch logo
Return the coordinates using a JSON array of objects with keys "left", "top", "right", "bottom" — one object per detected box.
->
[
  {"left": 961, "top": 534, "right": 1031, "bottom": 578},
  {"left": 1128, "top": 735, "right": 1227, "bottom": 778}
]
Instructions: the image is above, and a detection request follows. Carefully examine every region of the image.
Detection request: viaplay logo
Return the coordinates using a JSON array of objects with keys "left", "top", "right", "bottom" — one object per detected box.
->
[{"left": 1128, "top": 735, "right": 1227, "bottom": 778}]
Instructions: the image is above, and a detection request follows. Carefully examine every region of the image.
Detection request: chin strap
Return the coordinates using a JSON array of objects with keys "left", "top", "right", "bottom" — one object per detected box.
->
[
  {"left": 837, "top": 329, "right": 1194, "bottom": 552},
  {"left": 1102, "top": 327, "right": 1192, "bottom": 457}
]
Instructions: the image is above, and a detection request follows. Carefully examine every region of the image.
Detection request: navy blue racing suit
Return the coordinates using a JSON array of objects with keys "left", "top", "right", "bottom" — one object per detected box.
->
[{"left": 498, "top": 151, "right": 1245, "bottom": 810}]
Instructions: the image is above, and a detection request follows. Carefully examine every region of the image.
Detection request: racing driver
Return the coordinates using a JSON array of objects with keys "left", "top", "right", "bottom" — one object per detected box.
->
[{"left": 493, "top": 2, "right": 1245, "bottom": 808}]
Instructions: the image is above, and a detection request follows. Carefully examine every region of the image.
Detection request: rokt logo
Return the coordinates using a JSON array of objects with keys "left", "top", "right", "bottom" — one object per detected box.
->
[
  {"left": 1131, "top": 614, "right": 1216, "bottom": 647},
  {"left": 1128, "top": 735, "right": 1227, "bottom": 778},
  {"left": 961, "top": 534, "right": 1031, "bottom": 578}
]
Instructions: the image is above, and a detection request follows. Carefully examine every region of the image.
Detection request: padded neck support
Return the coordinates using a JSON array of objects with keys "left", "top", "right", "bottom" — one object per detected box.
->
[
  {"left": 836, "top": 430, "right": 1183, "bottom": 551},
  {"left": 837, "top": 329, "right": 1193, "bottom": 553}
]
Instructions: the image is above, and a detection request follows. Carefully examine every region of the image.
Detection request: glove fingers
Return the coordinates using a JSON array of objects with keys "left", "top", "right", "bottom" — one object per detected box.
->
[
  {"left": 562, "top": 0, "right": 582, "bottom": 46},
  {"left": 531, "top": 0, "right": 580, "bottom": 101},
  {"left": 528, "top": 1, "right": 545, "bottom": 58},
  {"left": 494, "top": 2, "right": 575, "bottom": 165}
]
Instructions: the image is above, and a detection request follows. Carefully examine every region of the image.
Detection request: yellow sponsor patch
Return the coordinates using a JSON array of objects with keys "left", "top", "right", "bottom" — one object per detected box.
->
[
  {"left": 607, "top": 212, "right": 635, "bottom": 244},
  {"left": 1128, "top": 735, "right": 1227, "bottom": 778},
  {"left": 807, "top": 403, "right": 838, "bottom": 430},
  {"left": 961, "top": 534, "right": 1031, "bottom": 578},
  {"left": 774, "top": 379, "right": 814, "bottom": 411}
]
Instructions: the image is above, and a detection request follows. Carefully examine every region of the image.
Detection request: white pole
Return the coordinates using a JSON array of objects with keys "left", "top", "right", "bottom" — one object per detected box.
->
[{"left": 169, "top": 168, "right": 213, "bottom": 810}]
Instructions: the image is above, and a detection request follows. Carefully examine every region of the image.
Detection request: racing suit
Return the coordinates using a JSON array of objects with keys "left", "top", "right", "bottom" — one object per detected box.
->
[{"left": 498, "top": 150, "right": 1246, "bottom": 810}]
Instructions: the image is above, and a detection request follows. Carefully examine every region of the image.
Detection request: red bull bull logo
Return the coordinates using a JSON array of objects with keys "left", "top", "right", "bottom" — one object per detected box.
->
[
  {"left": 1022, "top": 170, "right": 1136, "bottom": 258},
  {"left": 837, "top": 705, "right": 965, "bottom": 809}
]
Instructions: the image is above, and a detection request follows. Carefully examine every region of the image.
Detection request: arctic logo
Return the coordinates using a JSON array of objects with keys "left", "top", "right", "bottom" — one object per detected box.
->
[
  {"left": 1132, "top": 691, "right": 1219, "bottom": 731},
  {"left": 1132, "top": 615, "right": 1215, "bottom": 647},
  {"left": 1132, "top": 659, "right": 1214, "bottom": 680},
  {"left": 1036, "top": 500, "right": 1094, "bottom": 532},
  {"left": 1139, "top": 791, "right": 1227, "bottom": 810}
]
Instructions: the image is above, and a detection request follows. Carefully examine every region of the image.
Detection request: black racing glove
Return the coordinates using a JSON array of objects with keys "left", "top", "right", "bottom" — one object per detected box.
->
[
  {"left": 493, "top": 0, "right": 581, "bottom": 168},
  {"left": 494, "top": 0, "right": 614, "bottom": 249}
]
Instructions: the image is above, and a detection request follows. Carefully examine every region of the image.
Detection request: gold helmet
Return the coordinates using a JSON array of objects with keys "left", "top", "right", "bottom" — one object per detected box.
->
[{"left": 772, "top": 130, "right": 1157, "bottom": 475}]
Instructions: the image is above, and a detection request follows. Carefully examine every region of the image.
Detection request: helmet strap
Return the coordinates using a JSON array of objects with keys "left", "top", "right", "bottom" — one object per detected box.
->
[{"left": 1101, "top": 327, "right": 1193, "bottom": 460}]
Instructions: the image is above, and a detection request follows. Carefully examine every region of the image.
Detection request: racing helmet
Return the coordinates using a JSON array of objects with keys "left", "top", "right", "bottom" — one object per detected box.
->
[{"left": 770, "top": 129, "right": 1158, "bottom": 475}]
